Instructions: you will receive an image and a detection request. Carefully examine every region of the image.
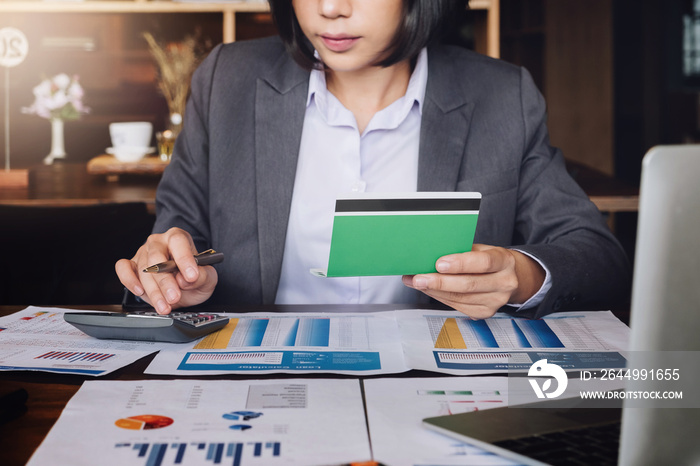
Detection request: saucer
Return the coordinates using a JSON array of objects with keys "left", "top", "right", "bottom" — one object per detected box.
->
[{"left": 106, "top": 146, "right": 155, "bottom": 163}]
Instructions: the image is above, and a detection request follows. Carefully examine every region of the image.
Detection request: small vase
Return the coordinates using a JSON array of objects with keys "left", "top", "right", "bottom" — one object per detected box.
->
[
  {"left": 43, "top": 118, "right": 67, "bottom": 165},
  {"left": 157, "top": 112, "right": 182, "bottom": 162}
]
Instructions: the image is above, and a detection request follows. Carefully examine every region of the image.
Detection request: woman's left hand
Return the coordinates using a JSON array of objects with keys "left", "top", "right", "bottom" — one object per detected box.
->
[{"left": 402, "top": 244, "right": 545, "bottom": 319}]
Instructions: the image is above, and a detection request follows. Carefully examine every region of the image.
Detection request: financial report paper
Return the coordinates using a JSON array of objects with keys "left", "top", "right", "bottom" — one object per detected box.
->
[
  {"left": 0, "top": 307, "right": 167, "bottom": 376},
  {"left": 145, "top": 309, "right": 630, "bottom": 376},
  {"left": 145, "top": 310, "right": 410, "bottom": 375},
  {"left": 27, "top": 379, "right": 371, "bottom": 466},
  {"left": 364, "top": 376, "right": 518, "bottom": 466},
  {"left": 363, "top": 375, "right": 627, "bottom": 466},
  {"left": 398, "top": 309, "right": 631, "bottom": 375},
  {"left": 0, "top": 307, "right": 630, "bottom": 376}
]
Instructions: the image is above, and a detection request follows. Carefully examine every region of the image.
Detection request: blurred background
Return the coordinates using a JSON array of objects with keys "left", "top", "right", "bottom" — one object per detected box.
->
[{"left": 1, "top": 0, "right": 693, "bottom": 176}]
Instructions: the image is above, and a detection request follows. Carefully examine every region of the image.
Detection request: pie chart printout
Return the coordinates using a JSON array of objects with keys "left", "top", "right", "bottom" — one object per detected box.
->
[{"left": 115, "top": 415, "right": 174, "bottom": 430}]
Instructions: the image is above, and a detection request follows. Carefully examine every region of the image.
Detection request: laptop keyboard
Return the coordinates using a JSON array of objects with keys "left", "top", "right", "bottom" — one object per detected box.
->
[{"left": 493, "top": 421, "right": 621, "bottom": 466}]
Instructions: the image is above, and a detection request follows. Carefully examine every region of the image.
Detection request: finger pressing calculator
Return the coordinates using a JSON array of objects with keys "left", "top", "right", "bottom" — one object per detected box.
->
[{"left": 64, "top": 311, "right": 230, "bottom": 343}]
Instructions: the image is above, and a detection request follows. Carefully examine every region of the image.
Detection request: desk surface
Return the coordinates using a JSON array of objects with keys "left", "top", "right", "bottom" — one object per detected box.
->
[
  {"left": 0, "top": 304, "right": 630, "bottom": 465},
  {"left": 0, "top": 160, "right": 639, "bottom": 214}
]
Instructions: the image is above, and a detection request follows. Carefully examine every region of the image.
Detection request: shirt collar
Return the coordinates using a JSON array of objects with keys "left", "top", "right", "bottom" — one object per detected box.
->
[{"left": 305, "top": 48, "right": 429, "bottom": 119}]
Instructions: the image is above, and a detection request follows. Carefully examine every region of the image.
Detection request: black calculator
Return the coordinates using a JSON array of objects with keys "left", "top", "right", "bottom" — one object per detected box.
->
[{"left": 64, "top": 311, "right": 230, "bottom": 343}]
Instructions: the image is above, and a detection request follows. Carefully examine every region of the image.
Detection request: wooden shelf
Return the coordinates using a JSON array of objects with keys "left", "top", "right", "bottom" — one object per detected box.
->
[
  {"left": 2, "top": 0, "right": 488, "bottom": 14},
  {"left": 0, "top": 0, "right": 500, "bottom": 55},
  {"left": 0, "top": 1, "right": 269, "bottom": 13},
  {"left": 87, "top": 154, "right": 169, "bottom": 176},
  {"left": 0, "top": 1, "right": 269, "bottom": 43}
]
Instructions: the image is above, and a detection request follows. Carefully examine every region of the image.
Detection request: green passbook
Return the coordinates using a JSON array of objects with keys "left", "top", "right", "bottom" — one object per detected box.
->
[{"left": 312, "top": 192, "right": 481, "bottom": 277}]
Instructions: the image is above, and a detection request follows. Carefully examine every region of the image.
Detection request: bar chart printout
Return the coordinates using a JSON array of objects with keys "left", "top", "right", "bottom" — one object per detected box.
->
[
  {"left": 27, "top": 379, "right": 371, "bottom": 466},
  {"left": 427, "top": 312, "right": 621, "bottom": 351},
  {"left": 399, "top": 310, "right": 631, "bottom": 375},
  {"left": 427, "top": 316, "right": 578, "bottom": 349},
  {"left": 114, "top": 441, "right": 282, "bottom": 466},
  {"left": 145, "top": 312, "right": 407, "bottom": 376},
  {"left": 0, "top": 306, "right": 166, "bottom": 376},
  {"left": 196, "top": 316, "right": 336, "bottom": 348}
]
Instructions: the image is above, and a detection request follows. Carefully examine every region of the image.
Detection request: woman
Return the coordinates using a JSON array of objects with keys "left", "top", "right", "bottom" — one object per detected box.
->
[{"left": 116, "top": 0, "right": 630, "bottom": 319}]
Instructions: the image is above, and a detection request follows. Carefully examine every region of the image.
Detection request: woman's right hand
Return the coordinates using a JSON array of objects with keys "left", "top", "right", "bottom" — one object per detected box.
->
[{"left": 115, "top": 227, "right": 218, "bottom": 314}]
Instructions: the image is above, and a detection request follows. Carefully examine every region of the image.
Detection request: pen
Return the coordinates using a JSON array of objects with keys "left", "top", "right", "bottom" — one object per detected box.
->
[{"left": 143, "top": 249, "right": 224, "bottom": 274}]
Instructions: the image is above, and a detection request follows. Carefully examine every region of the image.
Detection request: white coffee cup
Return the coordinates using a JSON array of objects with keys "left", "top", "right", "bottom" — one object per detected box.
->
[{"left": 108, "top": 121, "right": 153, "bottom": 162}]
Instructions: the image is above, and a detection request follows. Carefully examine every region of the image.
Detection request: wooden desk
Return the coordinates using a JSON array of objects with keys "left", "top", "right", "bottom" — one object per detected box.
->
[{"left": 0, "top": 163, "right": 160, "bottom": 214}]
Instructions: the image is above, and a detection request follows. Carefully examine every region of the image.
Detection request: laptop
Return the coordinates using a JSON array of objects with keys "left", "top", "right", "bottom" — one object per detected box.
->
[{"left": 423, "top": 145, "right": 700, "bottom": 465}]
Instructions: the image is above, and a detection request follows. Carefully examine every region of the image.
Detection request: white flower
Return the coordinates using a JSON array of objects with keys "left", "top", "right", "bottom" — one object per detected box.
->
[
  {"left": 48, "top": 92, "right": 69, "bottom": 111},
  {"left": 33, "top": 80, "right": 52, "bottom": 99},
  {"left": 52, "top": 73, "right": 71, "bottom": 91},
  {"left": 22, "top": 73, "right": 89, "bottom": 121},
  {"left": 68, "top": 80, "right": 84, "bottom": 99}
]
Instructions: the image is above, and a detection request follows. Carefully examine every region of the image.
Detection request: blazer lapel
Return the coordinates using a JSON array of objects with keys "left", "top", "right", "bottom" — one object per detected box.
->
[
  {"left": 418, "top": 47, "right": 475, "bottom": 192},
  {"left": 252, "top": 47, "right": 473, "bottom": 302},
  {"left": 255, "top": 55, "right": 309, "bottom": 303}
]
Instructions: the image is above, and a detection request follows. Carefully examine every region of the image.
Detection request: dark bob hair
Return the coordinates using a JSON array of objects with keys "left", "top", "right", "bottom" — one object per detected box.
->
[{"left": 269, "top": 0, "right": 462, "bottom": 71}]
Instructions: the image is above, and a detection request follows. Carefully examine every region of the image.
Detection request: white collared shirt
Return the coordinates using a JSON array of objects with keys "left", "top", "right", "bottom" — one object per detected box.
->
[
  {"left": 275, "top": 49, "right": 550, "bottom": 307},
  {"left": 275, "top": 50, "right": 428, "bottom": 304}
]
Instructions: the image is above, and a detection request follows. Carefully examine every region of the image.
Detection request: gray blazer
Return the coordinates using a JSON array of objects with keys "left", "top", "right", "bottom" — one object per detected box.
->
[{"left": 154, "top": 36, "right": 631, "bottom": 318}]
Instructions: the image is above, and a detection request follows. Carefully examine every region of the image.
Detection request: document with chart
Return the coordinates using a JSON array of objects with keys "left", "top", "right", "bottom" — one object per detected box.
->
[
  {"left": 363, "top": 375, "right": 627, "bottom": 466},
  {"left": 27, "top": 379, "right": 371, "bottom": 466},
  {"left": 144, "top": 309, "right": 629, "bottom": 376},
  {"left": 398, "top": 309, "right": 630, "bottom": 375},
  {"left": 145, "top": 311, "right": 409, "bottom": 375},
  {"left": 364, "top": 376, "right": 517, "bottom": 466},
  {"left": 0, "top": 307, "right": 167, "bottom": 376}
]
